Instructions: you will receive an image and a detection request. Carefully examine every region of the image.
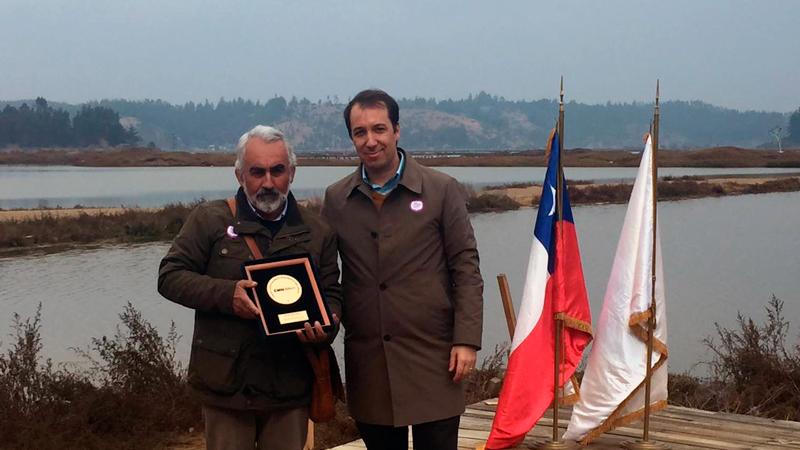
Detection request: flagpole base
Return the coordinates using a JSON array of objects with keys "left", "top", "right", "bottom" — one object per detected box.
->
[
  {"left": 535, "top": 440, "right": 577, "bottom": 450},
  {"left": 622, "top": 440, "right": 670, "bottom": 450}
]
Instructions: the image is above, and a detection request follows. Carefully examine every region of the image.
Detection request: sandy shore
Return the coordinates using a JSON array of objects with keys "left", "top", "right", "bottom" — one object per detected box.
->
[{"left": 0, "top": 207, "right": 157, "bottom": 222}]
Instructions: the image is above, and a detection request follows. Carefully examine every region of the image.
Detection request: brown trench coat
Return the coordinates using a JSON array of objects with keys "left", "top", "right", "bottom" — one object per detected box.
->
[{"left": 322, "top": 150, "right": 483, "bottom": 426}]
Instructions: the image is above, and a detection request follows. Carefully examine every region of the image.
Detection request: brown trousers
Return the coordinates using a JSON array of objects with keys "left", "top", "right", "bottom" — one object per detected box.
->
[{"left": 202, "top": 405, "right": 308, "bottom": 450}]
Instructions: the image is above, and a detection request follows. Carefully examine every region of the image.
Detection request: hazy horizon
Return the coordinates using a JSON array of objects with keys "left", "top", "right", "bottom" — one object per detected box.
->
[
  {"left": 0, "top": 93, "right": 792, "bottom": 115},
  {"left": 2, "top": 0, "right": 799, "bottom": 113}
]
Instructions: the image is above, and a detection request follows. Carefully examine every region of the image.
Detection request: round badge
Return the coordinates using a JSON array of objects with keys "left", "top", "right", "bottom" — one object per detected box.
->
[
  {"left": 226, "top": 225, "right": 239, "bottom": 239},
  {"left": 266, "top": 275, "right": 303, "bottom": 305},
  {"left": 410, "top": 200, "right": 424, "bottom": 212}
]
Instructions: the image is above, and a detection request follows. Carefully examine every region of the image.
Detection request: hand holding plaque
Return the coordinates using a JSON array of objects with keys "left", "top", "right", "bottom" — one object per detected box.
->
[
  {"left": 242, "top": 253, "right": 334, "bottom": 336},
  {"left": 296, "top": 316, "right": 339, "bottom": 344}
]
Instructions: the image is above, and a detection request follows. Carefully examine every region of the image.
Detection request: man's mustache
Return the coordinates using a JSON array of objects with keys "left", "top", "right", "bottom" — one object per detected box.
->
[{"left": 256, "top": 188, "right": 281, "bottom": 200}]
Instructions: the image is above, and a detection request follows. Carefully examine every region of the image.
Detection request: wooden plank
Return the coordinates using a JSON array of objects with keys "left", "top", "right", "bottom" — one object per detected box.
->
[
  {"left": 638, "top": 412, "right": 800, "bottom": 446},
  {"left": 665, "top": 405, "right": 800, "bottom": 431},
  {"left": 331, "top": 402, "right": 800, "bottom": 450},
  {"left": 468, "top": 403, "right": 800, "bottom": 446}
]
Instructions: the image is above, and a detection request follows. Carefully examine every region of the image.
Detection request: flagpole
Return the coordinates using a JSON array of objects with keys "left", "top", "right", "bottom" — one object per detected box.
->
[
  {"left": 539, "top": 76, "right": 574, "bottom": 450},
  {"left": 624, "top": 80, "right": 668, "bottom": 450}
]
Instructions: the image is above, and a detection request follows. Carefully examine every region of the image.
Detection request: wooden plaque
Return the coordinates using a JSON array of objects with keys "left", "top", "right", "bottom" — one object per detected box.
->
[{"left": 241, "top": 253, "right": 333, "bottom": 336}]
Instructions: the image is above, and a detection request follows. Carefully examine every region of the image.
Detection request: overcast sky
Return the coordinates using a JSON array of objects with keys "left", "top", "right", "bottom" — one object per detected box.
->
[{"left": 1, "top": 0, "right": 798, "bottom": 112}]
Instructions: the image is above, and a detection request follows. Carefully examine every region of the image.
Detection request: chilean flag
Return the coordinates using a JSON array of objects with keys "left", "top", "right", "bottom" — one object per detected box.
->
[{"left": 485, "top": 130, "right": 593, "bottom": 449}]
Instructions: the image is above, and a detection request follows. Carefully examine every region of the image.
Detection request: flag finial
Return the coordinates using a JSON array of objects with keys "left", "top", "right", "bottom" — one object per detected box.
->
[
  {"left": 655, "top": 80, "right": 660, "bottom": 108},
  {"left": 558, "top": 76, "right": 565, "bottom": 127}
]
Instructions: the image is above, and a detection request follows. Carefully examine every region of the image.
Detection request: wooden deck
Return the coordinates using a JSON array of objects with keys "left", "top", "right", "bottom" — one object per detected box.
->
[{"left": 332, "top": 400, "right": 800, "bottom": 449}]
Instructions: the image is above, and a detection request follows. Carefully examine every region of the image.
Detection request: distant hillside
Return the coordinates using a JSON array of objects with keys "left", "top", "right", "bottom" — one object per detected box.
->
[{"left": 2, "top": 94, "right": 792, "bottom": 151}]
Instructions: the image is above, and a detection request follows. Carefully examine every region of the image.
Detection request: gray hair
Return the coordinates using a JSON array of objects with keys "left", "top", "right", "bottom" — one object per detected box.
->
[{"left": 234, "top": 125, "right": 297, "bottom": 171}]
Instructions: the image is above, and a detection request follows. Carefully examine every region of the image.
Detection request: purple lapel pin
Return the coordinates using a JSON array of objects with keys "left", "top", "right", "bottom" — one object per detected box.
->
[{"left": 226, "top": 225, "right": 239, "bottom": 239}]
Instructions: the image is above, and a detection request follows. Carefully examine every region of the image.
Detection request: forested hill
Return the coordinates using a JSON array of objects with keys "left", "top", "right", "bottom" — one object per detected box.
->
[{"left": 2, "top": 93, "right": 794, "bottom": 151}]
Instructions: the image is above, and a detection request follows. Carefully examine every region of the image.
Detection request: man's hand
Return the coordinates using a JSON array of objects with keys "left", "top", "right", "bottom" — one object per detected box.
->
[
  {"left": 296, "top": 314, "right": 339, "bottom": 344},
  {"left": 232, "top": 280, "right": 260, "bottom": 319},
  {"left": 449, "top": 345, "right": 477, "bottom": 382}
]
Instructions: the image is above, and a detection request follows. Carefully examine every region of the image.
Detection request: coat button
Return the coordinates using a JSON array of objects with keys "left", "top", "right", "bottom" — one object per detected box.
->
[
  {"left": 383, "top": 334, "right": 391, "bottom": 341},
  {"left": 379, "top": 282, "right": 387, "bottom": 290},
  {"left": 370, "top": 231, "right": 378, "bottom": 238},
  {"left": 221, "top": 248, "right": 229, "bottom": 255}
]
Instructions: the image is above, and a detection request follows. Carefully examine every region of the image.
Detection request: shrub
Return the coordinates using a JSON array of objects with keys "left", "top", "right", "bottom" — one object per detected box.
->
[
  {"left": 671, "top": 295, "right": 800, "bottom": 421},
  {"left": 467, "top": 193, "right": 521, "bottom": 213},
  {"left": 483, "top": 181, "right": 536, "bottom": 190},
  {"left": 0, "top": 303, "right": 200, "bottom": 449},
  {"left": 465, "top": 343, "right": 510, "bottom": 404},
  {"left": 744, "top": 177, "right": 800, "bottom": 194},
  {"left": 703, "top": 295, "right": 800, "bottom": 419},
  {"left": 568, "top": 183, "right": 632, "bottom": 205}
]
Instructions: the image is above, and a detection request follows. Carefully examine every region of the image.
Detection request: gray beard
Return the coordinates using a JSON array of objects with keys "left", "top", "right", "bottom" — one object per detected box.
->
[{"left": 249, "top": 188, "right": 288, "bottom": 216}]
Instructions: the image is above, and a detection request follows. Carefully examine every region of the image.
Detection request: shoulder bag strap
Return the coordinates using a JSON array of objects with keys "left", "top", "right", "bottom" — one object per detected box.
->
[{"left": 226, "top": 197, "right": 264, "bottom": 259}]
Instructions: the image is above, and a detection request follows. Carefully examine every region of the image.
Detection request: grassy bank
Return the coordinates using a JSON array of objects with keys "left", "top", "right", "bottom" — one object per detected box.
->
[
  {"left": 0, "top": 199, "right": 325, "bottom": 257},
  {"left": 2, "top": 176, "right": 799, "bottom": 256},
  {"left": 2, "top": 296, "right": 796, "bottom": 449},
  {"left": 2, "top": 147, "right": 800, "bottom": 168},
  {"left": 468, "top": 175, "right": 800, "bottom": 213},
  {"left": 0, "top": 203, "right": 197, "bottom": 256}
]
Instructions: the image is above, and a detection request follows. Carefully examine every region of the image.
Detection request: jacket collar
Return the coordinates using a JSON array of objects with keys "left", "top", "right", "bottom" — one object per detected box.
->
[
  {"left": 345, "top": 148, "right": 422, "bottom": 198},
  {"left": 397, "top": 149, "right": 423, "bottom": 194}
]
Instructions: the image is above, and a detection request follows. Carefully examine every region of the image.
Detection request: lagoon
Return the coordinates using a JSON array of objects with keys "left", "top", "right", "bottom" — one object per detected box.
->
[{"left": 2, "top": 191, "right": 798, "bottom": 375}]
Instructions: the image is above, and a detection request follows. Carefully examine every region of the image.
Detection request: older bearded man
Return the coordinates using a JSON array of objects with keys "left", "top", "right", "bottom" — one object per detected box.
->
[{"left": 158, "top": 125, "right": 341, "bottom": 450}]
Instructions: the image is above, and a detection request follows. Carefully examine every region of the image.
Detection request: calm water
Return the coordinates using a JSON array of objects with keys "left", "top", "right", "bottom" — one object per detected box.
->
[
  {"left": 2, "top": 192, "right": 798, "bottom": 375},
  {"left": 2, "top": 165, "right": 798, "bottom": 209}
]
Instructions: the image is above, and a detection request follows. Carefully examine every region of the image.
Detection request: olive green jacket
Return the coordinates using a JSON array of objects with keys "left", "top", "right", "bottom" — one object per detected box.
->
[
  {"left": 323, "top": 150, "right": 483, "bottom": 426},
  {"left": 158, "top": 190, "right": 342, "bottom": 411}
]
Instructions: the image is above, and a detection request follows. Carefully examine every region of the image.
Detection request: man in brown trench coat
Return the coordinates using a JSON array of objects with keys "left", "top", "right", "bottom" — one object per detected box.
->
[{"left": 323, "top": 89, "right": 484, "bottom": 450}]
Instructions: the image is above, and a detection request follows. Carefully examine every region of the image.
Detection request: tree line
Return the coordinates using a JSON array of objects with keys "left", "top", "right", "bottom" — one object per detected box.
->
[
  {"left": 0, "top": 98, "right": 139, "bottom": 148},
  {"left": 96, "top": 94, "right": 796, "bottom": 150},
  {"left": 788, "top": 107, "right": 800, "bottom": 145},
  {"left": 1, "top": 95, "right": 798, "bottom": 151}
]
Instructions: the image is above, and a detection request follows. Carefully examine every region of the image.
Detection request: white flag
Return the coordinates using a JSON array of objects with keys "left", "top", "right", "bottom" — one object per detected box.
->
[{"left": 564, "top": 135, "right": 668, "bottom": 445}]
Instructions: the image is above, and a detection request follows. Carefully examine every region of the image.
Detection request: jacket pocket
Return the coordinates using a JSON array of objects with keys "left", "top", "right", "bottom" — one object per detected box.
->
[
  {"left": 249, "top": 343, "right": 312, "bottom": 400},
  {"left": 205, "top": 238, "right": 252, "bottom": 280},
  {"left": 188, "top": 335, "right": 242, "bottom": 394}
]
